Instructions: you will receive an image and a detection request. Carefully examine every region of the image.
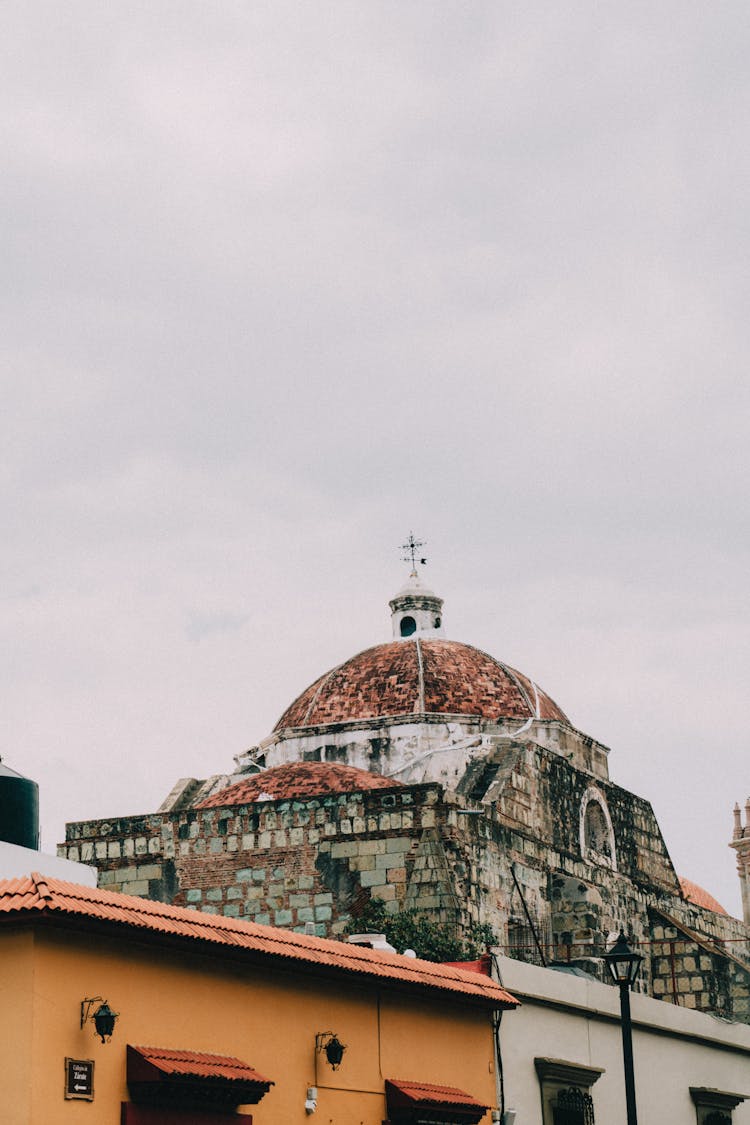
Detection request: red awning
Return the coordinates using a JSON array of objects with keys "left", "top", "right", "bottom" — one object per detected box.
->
[
  {"left": 385, "top": 1079, "right": 489, "bottom": 1124},
  {"left": 127, "top": 1046, "right": 273, "bottom": 1112}
]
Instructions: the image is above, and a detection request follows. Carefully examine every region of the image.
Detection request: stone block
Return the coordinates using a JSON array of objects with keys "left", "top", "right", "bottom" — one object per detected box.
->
[
  {"left": 255, "top": 914, "right": 271, "bottom": 926},
  {"left": 95, "top": 842, "right": 107, "bottom": 860},
  {"left": 226, "top": 886, "right": 243, "bottom": 900},
  {"left": 241, "top": 834, "right": 254, "bottom": 850},
  {"left": 258, "top": 832, "right": 271, "bottom": 849},
  {"left": 227, "top": 836, "right": 238, "bottom": 852},
  {"left": 289, "top": 828, "right": 304, "bottom": 847},
  {"left": 314, "top": 905, "right": 332, "bottom": 921},
  {"left": 297, "top": 907, "right": 314, "bottom": 923},
  {"left": 331, "top": 842, "right": 358, "bottom": 859},
  {"left": 387, "top": 868, "right": 406, "bottom": 883},
  {"left": 236, "top": 868, "right": 254, "bottom": 882},
  {"left": 252, "top": 868, "right": 267, "bottom": 882},
  {"left": 107, "top": 842, "right": 121, "bottom": 860},
  {"left": 314, "top": 893, "right": 332, "bottom": 906},
  {"left": 81, "top": 842, "right": 94, "bottom": 861},
  {"left": 137, "top": 864, "right": 161, "bottom": 881},
  {"left": 206, "top": 887, "right": 223, "bottom": 902},
  {"left": 377, "top": 852, "right": 407, "bottom": 870},
  {"left": 275, "top": 909, "right": 293, "bottom": 926},
  {"left": 361, "top": 870, "right": 387, "bottom": 888},
  {"left": 148, "top": 837, "right": 160, "bottom": 854},
  {"left": 289, "top": 893, "right": 312, "bottom": 909},
  {"left": 386, "top": 837, "right": 410, "bottom": 854},
  {"left": 298, "top": 874, "right": 314, "bottom": 890},
  {"left": 223, "top": 903, "right": 240, "bottom": 917},
  {"left": 122, "top": 879, "right": 149, "bottom": 895}
]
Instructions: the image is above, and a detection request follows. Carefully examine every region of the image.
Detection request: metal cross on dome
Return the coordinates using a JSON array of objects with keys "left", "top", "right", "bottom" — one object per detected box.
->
[{"left": 400, "top": 532, "right": 427, "bottom": 570}]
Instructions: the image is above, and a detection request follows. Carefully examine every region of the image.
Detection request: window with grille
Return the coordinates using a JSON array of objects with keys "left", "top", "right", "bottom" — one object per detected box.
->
[
  {"left": 553, "top": 1087, "right": 595, "bottom": 1125},
  {"left": 690, "top": 1087, "right": 746, "bottom": 1125},
  {"left": 535, "top": 1058, "right": 603, "bottom": 1125}
]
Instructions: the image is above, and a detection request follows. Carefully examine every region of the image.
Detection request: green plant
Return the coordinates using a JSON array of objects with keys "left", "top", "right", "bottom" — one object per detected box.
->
[{"left": 345, "top": 898, "right": 496, "bottom": 963}]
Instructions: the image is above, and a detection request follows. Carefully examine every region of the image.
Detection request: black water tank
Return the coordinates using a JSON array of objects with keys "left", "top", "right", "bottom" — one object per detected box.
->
[{"left": 0, "top": 759, "right": 39, "bottom": 849}]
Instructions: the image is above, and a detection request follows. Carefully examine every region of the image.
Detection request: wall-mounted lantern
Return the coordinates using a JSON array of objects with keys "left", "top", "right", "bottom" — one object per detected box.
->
[
  {"left": 80, "top": 997, "right": 119, "bottom": 1043},
  {"left": 315, "top": 1031, "right": 347, "bottom": 1070}
]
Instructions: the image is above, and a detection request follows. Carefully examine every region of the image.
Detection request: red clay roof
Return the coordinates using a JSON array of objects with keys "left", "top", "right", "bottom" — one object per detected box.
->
[
  {"left": 197, "top": 761, "right": 400, "bottom": 808},
  {"left": 128, "top": 1046, "right": 271, "bottom": 1084},
  {"left": 679, "top": 876, "right": 728, "bottom": 916},
  {"left": 385, "top": 1078, "right": 487, "bottom": 1110},
  {"left": 275, "top": 639, "right": 568, "bottom": 730},
  {"left": 0, "top": 874, "right": 517, "bottom": 1010}
]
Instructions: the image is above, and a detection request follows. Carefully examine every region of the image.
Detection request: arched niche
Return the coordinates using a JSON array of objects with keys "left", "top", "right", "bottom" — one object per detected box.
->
[{"left": 579, "top": 786, "right": 617, "bottom": 870}]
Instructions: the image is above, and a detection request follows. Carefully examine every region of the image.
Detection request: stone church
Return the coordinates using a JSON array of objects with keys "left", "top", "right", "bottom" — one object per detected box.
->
[{"left": 62, "top": 567, "right": 750, "bottom": 1021}]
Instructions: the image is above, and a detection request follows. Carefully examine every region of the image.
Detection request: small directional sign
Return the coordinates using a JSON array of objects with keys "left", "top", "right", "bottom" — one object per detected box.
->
[{"left": 65, "top": 1058, "right": 94, "bottom": 1101}]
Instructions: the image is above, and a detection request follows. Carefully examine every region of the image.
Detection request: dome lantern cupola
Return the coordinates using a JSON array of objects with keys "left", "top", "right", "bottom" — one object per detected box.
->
[{"left": 389, "top": 569, "right": 444, "bottom": 639}]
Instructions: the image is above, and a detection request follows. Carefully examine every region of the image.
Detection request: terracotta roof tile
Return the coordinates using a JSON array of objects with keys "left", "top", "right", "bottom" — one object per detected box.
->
[
  {"left": 0, "top": 874, "right": 517, "bottom": 1010},
  {"left": 128, "top": 1046, "right": 271, "bottom": 1084},
  {"left": 275, "top": 639, "right": 568, "bottom": 730},
  {"left": 197, "top": 761, "right": 400, "bottom": 809},
  {"left": 385, "top": 1078, "right": 487, "bottom": 1109}
]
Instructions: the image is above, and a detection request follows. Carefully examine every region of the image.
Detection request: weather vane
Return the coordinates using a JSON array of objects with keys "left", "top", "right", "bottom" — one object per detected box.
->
[{"left": 400, "top": 532, "right": 427, "bottom": 570}]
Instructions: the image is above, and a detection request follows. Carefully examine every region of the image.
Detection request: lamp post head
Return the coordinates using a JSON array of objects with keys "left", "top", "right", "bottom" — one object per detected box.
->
[{"left": 603, "top": 930, "right": 643, "bottom": 987}]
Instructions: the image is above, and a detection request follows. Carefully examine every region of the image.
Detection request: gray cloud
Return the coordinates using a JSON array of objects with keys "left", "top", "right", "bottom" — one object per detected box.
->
[{"left": 2, "top": 1, "right": 748, "bottom": 913}]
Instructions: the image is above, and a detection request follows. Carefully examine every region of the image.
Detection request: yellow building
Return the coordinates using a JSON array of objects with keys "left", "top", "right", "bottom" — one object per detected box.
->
[{"left": 0, "top": 872, "right": 517, "bottom": 1125}]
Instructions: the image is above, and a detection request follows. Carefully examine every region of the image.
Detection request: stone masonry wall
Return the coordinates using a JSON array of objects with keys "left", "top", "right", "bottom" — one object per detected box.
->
[
  {"left": 63, "top": 785, "right": 462, "bottom": 937},
  {"left": 62, "top": 748, "right": 750, "bottom": 1021}
]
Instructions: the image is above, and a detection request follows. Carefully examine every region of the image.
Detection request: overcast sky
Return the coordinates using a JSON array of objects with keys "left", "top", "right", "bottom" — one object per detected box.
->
[{"left": 2, "top": 2, "right": 748, "bottom": 916}]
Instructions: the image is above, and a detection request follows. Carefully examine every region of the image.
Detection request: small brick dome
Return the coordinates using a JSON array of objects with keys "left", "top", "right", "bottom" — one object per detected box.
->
[
  {"left": 274, "top": 638, "right": 568, "bottom": 731},
  {"left": 197, "top": 761, "right": 401, "bottom": 807},
  {"left": 679, "top": 876, "right": 728, "bottom": 916}
]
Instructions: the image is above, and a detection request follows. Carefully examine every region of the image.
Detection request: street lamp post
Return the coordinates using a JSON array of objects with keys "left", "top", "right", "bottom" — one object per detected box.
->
[{"left": 603, "top": 931, "right": 643, "bottom": 1125}]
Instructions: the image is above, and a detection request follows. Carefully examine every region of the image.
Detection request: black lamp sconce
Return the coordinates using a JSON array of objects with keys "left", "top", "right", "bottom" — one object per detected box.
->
[
  {"left": 80, "top": 997, "right": 119, "bottom": 1043},
  {"left": 315, "top": 1031, "right": 347, "bottom": 1070}
]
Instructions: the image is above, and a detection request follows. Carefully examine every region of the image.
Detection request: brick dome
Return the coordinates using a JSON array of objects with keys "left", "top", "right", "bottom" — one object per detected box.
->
[
  {"left": 679, "top": 876, "right": 728, "bottom": 916},
  {"left": 274, "top": 639, "right": 569, "bottom": 731},
  {"left": 197, "top": 761, "right": 401, "bottom": 808}
]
